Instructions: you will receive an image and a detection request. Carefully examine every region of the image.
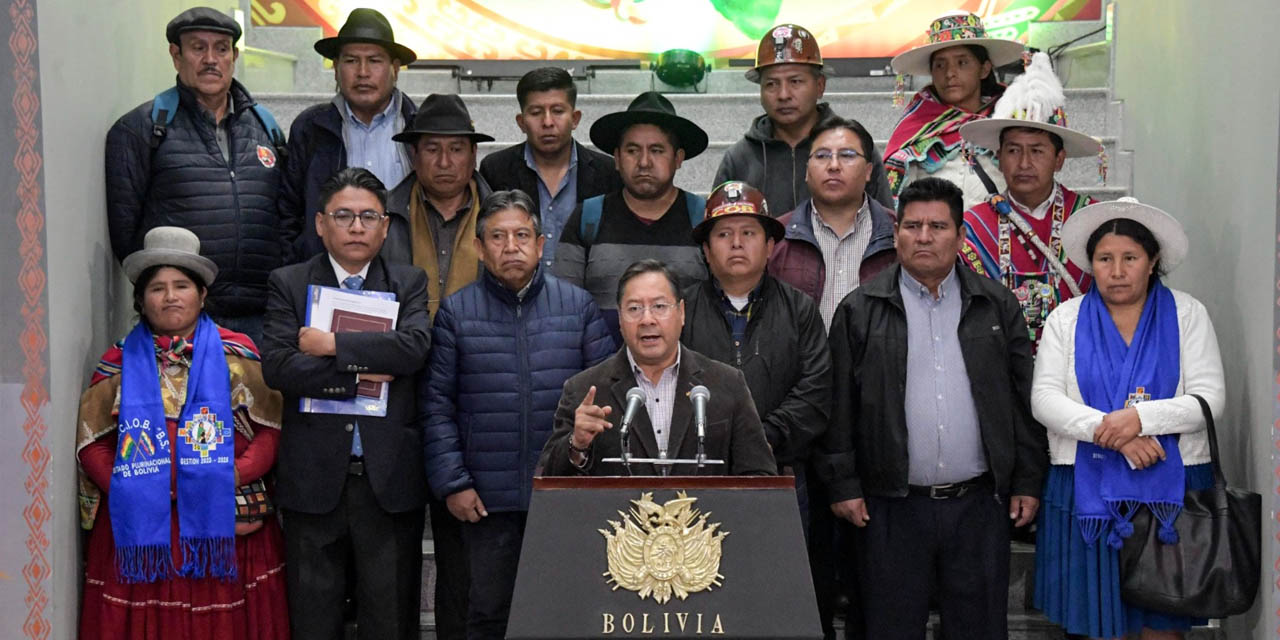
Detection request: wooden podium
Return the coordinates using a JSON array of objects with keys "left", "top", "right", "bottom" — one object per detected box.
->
[{"left": 506, "top": 476, "right": 821, "bottom": 639}]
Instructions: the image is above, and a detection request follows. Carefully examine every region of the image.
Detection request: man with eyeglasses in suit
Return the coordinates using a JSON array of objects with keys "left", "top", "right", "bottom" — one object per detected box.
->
[
  {"left": 262, "top": 167, "right": 431, "bottom": 640},
  {"left": 539, "top": 259, "right": 776, "bottom": 478}
]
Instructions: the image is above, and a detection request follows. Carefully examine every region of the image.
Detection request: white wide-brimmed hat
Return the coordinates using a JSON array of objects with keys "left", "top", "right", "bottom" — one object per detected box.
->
[
  {"left": 959, "top": 52, "right": 1102, "bottom": 158},
  {"left": 1060, "top": 197, "right": 1188, "bottom": 275},
  {"left": 122, "top": 227, "right": 218, "bottom": 285},
  {"left": 890, "top": 11, "right": 1025, "bottom": 77}
]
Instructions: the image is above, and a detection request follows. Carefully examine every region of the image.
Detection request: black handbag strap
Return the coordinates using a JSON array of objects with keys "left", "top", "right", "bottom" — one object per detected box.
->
[{"left": 1188, "top": 394, "right": 1227, "bottom": 489}]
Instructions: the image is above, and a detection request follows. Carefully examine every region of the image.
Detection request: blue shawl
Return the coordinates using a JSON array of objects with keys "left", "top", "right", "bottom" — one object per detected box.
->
[
  {"left": 111, "top": 314, "right": 236, "bottom": 582},
  {"left": 1073, "top": 281, "right": 1184, "bottom": 549}
]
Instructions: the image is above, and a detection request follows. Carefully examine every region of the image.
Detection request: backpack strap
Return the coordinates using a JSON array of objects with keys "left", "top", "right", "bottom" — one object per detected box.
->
[
  {"left": 684, "top": 191, "right": 706, "bottom": 227},
  {"left": 579, "top": 195, "right": 606, "bottom": 245},
  {"left": 147, "top": 88, "right": 287, "bottom": 161},
  {"left": 249, "top": 103, "right": 288, "bottom": 162},
  {"left": 148, "top": 87, "right": 181, "bottom": 150},
  {"left": 579, "top": 192, "right": 705, "bottom": 244}
]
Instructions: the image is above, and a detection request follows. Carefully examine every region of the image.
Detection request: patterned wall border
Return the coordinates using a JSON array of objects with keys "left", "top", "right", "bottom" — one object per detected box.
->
[{"left": 8, "top": 0, "right": 49, "bottom": 638}]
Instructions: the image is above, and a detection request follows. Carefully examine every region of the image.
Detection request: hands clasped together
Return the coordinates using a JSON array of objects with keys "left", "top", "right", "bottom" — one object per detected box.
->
[{"left": 1093, "top": 406, "right": 1165, "bottom": 470}]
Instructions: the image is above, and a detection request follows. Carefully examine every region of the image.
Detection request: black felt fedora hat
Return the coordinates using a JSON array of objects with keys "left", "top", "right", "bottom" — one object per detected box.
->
[
  {"left": 589, "top": 91, "right": 708, "bottom": 159},
  {"left": 314, "top": 8, "right": 417, "bottom": 65},
  {"left": 392, "top": 94, "right": 495, "bottom": 144}
]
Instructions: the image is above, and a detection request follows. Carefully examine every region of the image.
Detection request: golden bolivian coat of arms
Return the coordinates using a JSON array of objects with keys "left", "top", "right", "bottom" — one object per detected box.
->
[{"left": 599, "top": 491, "right": 728, "bottom": 604}]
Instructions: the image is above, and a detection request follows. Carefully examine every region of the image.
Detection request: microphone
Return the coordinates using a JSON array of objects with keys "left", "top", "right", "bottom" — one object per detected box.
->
[
  {"left": 690, "top": 385, "right": 710, "bottom": 468},
  {"left": 620, "top": 387, "right": 646, "bottom": 467}
]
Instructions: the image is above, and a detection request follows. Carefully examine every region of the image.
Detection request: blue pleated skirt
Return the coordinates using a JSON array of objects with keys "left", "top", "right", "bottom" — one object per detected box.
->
[{"left": 1033, "top": 462, "right": 1213, "bottom": 637}]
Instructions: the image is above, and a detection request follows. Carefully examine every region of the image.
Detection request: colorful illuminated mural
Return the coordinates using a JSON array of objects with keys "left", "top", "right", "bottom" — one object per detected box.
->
[{"left": 249, "top": 0, "right": 1101, "bottom": 60}]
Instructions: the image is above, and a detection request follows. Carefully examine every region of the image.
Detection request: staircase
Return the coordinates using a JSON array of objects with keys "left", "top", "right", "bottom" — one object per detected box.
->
[
  {"left": 234, "top": 6, "right": 1217, "bottom": 639},
  {"left": 245, "top": 13, "right": 1130, "bottom": 205}
]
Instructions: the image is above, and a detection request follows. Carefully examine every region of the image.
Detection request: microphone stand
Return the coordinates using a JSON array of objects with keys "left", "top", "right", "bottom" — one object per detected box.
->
[
  {"left": 695, "top": 423, "right": 708, "bottom": 471},
  {"left": 619, "top": 424, "right": 633, "bottom": 476}
]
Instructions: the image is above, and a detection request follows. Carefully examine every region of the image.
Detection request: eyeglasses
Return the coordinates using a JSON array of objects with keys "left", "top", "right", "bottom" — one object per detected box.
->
[
  {"left": 620, "top": 301, "right": 677, "bottom": 322},
  {"left": 809, "top": 148, "right": 865, "bottom": 165},
  {"left": 325, "top": 209, "right": 387, "bottom": 228}
]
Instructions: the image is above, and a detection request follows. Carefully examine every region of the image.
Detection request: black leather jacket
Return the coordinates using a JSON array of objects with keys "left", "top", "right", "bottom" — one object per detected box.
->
[
  {"left": 820, "top": 263, "right": 1048, "bottom": 502},
  {"left": 680, "top": 275, "right": 832, "bottom": 465}
]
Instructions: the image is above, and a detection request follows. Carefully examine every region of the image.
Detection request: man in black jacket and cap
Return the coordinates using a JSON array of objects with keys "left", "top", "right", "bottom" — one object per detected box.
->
[
  {"left": 714, "top": 23, "right": 894, "bottom": 214},
  {"left": 106, "top": 6, "right": 285, "bottom": 345},
  {"left": 278, "top": 8, "right": 419, "bottom": 262},
  {"left": 479, "top": 67, "right": 621, "bottom": 270},
  {"left": 680, "top": 180, "right": 830, "bottom": 485},
  {"left": 678, "top": 180, "right": 832, "bottom": 624}
]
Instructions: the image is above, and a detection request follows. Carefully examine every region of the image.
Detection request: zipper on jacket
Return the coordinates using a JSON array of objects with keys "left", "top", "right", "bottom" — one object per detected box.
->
[
  {"left": 790, "top": 146, "right": 798, "bottom": 209},
  {"left": 515, "top": 300, "right": 531, "bottom": 506},
  {"left": 225, "top": 113, "right": 243, "bottom": 286}
]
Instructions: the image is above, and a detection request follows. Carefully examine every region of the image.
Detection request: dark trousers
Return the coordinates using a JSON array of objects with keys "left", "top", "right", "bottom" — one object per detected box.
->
[
  {"left": 461, "top": 511, "right": 528, "bottom": 640},
  {"left": 857, "top": 488, "right": 1010, "bottom": 640},
  {"left": 430, "top": 496, "right": 470, "bottom": 640},
  {"left": 284, "top": 473, "right": 425, "bottom": 640},
  {"left": 807, "top": 465, "right": 862, "bottom": 640}
]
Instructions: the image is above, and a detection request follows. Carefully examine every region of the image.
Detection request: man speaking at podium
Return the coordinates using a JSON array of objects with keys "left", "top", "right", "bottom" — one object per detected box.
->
[{"left": 539, "top": 260, "right": 776, "bottom": 477}]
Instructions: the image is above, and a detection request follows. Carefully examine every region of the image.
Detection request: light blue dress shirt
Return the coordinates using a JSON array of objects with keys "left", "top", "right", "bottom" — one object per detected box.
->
[
  {"left": 523, "top": 143, "right": 579, "bottom": 268},
  {"left": 899, "top": 267, "right": 987, "bottom": 486},
  {"left": 344, "top": 94, "right": 408, "bottom": 192}
]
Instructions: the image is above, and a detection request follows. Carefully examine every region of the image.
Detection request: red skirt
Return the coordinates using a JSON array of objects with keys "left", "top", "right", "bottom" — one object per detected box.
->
[{"left": 79, "top": 496, "right": 289, "bottom": 640}]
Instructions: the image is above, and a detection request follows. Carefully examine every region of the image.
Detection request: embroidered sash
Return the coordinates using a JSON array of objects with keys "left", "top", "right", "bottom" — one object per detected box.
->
[{"left": 112, "top": 314, "right": 236, "bottom": 581}]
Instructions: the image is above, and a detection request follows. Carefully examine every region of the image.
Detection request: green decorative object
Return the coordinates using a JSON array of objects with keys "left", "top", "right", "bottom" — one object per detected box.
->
[
  {"left": 655, "top": 49, "right": 706, "bottom": 87},
  {"left": 709, "top": 0, "right": 782, "bottom": 38}
]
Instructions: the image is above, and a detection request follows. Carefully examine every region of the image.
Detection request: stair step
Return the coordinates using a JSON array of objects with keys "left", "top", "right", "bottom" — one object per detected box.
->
[
  {"left": 256, "top": 88, "right": 1113, "bottom": 153},
  {"left": 259, "top": 88, "right": 1124, "bottom": 200}
]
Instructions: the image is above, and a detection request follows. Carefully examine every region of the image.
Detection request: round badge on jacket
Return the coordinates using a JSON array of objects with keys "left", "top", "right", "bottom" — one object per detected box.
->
[{"left": 257, "top": 145, "right": 277, "bottom": 168}]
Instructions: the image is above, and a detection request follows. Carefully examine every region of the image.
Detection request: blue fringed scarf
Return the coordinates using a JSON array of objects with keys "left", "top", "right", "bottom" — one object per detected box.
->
[
  {"left": 111, "top": 314, "right": 236, "bottom": 582},
  {"left": 1073, "top": 281, "right": 1184, "bottom": 549}
]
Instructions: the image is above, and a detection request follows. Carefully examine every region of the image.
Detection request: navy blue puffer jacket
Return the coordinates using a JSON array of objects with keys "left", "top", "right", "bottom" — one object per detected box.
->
[
  {"left": 423, "top": 268, "right": 615, "bottom": 512},
  {"left": 105, "top": 79, "right": 283, "bottom": 317}
]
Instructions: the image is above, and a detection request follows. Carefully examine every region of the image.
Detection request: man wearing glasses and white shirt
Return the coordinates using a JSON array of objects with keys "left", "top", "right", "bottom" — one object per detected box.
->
[
  {"left": 262, "top": 167, "right": 431, "bottom": 640},
  {"left": 539, "top": 259, "right": 776, "bottom": 477},
  {"left": 769, "top": 116, "right": 899, "bottom": 331}
]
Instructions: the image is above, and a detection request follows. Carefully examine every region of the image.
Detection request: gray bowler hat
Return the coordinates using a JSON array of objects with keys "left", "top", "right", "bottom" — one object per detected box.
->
[{"left": 122, "top": 227, "right": 219, "bottom": 285}]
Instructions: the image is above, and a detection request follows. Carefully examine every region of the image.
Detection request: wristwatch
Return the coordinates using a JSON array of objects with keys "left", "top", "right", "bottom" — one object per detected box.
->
[{"left": 568, "top": 437, "right": 590, "bottom": 468}]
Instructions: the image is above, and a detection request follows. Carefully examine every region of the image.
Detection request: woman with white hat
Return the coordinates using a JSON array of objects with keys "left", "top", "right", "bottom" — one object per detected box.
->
[
  {"left": 75, "top": 227, "right": 288, "bottom": 639},
  {"left": 884, "top": 11, "right": 1025, "bottom": 210},
  {"left": 1030, "top": 198, "right": 1225, "bottom": 639}
]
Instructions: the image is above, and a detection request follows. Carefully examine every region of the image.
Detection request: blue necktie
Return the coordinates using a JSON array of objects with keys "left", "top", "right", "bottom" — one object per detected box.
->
[{"left": 342, "top": 274, "right": 365, "bottom": 457}]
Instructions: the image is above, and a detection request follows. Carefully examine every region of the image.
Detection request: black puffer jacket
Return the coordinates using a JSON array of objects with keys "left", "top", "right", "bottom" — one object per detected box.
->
[
  {"left": 680, "top": 275, "right": 832, "bottom": 465},
  {"left": 712, "top": 102, "right": 894, "bottom": 214},
  {"left": 106, "top": 79, "right": 284, "bottom": 317}
]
